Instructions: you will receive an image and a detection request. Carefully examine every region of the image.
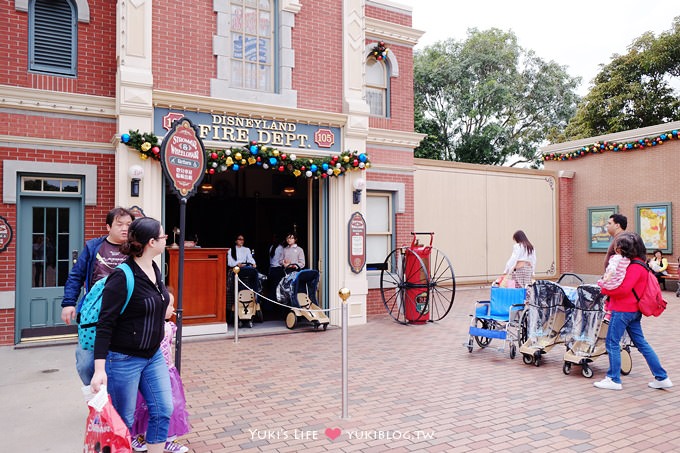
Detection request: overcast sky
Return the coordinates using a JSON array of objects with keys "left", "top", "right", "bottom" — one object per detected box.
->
[{"left": 398, "top": 0, "right": 678, "bottom": 95}]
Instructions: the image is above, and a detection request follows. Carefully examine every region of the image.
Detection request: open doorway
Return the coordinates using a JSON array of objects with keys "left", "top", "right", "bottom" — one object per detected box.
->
[{"left": 164, "top": 166, "right": 315, "bottom": 324}]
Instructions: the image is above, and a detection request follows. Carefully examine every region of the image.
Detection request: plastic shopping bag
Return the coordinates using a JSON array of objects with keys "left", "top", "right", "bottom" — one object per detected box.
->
[{"left": 83, "top": 385, "right": 132, "bottom": 453}]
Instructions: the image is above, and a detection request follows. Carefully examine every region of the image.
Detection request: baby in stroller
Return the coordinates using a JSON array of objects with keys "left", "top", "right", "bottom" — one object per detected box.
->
[{"left": 276, "top": 268, "right": 329, "bottom": 331}]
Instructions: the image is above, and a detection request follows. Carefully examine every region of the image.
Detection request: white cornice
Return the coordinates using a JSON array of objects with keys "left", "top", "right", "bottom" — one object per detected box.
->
[
  {"left": 153, "top": 90, "right": 348, "bottom": 127},
  {"left": 365, "top": 17, "right": 424, "bottom": 47},
  {"left": 0, "top": 135, "right": 113, "bottom": 151},
  {"left": 368, "top": 127, "right": 425, "bottom": 148},
  {"left": 0, "top": 85, "right": 116, "bottom": 118}
]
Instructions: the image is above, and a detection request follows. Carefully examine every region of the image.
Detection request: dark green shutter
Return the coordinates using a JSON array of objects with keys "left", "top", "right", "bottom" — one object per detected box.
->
[{"left": 29, "top": 0, "right": 77, "bottom": 76}]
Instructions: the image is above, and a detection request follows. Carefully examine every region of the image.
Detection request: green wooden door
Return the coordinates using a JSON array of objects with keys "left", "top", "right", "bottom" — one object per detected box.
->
[{"left": 16, "top": 198, "right": 83, "bottom": 342}]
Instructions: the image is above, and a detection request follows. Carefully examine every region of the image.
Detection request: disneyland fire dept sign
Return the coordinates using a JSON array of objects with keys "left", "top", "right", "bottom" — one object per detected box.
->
[
  {"left": 154, "top": 108, "right": 342, "bottom": 152},
  {"left": 160, "top": 118, "right": 207, "bottom": 200}
]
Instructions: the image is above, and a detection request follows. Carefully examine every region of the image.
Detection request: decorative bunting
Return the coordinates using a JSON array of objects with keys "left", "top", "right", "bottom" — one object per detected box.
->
[
  {"left": 541, "top": 130, "right": 679, "bottom": 162},
  {"left": 122, "top": 131, "right": 370, "bottom": 179}
]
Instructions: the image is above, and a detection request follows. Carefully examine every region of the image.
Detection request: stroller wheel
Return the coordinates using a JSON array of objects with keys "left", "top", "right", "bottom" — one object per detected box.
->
[
  {"left": 322, "top": 323, "right": 328, "bottom": 331},
  {"left": 581, "top": 364, "right": 594, "bottom": 378},
  {"left": 247, "top": 320, "right": 254, "bottom": 328},
  {"left": 509, "top": 344, "right": 516, "bottom": 359},
  {"left": 285, "top": 311, "right": 297, "bottom": 330},
  {"left": 562, "top": 362, "right": 572, "bottom": 375},
  {"left": 522, "top": 354, "right": 533, "bottom": 365},
  {"left": 533, "top": 351, "right": 541, "bottom": 367},
  {"left": 467, "top": 338, "right": 474, "bottom": 353},
  {"left": 620, "top": 346, "right": 633, "bottom": 375}
]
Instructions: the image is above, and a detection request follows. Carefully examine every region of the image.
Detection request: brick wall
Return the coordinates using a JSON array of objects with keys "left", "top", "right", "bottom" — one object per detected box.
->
[
  {"left": 152, "top": 0, "right": 215, "bottom": 95},
  {"left": 545, "top": 137, "right": 680, "bottom": 275},
  {"left": 365, "top": 5, "right": 412, "bottom": 27},
  {"left": 292, "top": 1, "right": 343, "bottom": 112},
  {"left": 2, "top": 0, "right": 117, "bottom": 97}
]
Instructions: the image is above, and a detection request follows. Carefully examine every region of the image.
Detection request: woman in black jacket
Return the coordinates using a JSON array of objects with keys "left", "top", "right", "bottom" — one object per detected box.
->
[{"left": 90, "top": 217, "right": 172, "bottom": 453}]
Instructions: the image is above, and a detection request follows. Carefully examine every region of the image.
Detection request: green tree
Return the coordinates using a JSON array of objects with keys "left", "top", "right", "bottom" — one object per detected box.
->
[
  {"left": 414, "top": 28, "right": 580, "bottom": 166},
  {"left": 559, "top": 17, "right": 680, "bottom": 141}
]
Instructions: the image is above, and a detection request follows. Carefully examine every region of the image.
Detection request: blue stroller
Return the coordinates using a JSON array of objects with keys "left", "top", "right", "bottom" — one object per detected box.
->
[
  {"left": 277, "top": 269, "right": 330, "bottom": 331},
  {"left": 466, "top": 286, "right": 526, "bottom": 358}
]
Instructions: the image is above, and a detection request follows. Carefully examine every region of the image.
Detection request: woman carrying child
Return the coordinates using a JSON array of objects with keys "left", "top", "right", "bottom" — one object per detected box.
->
[{"left": 594, "top": 232, "right": 672, "bottom": 391}]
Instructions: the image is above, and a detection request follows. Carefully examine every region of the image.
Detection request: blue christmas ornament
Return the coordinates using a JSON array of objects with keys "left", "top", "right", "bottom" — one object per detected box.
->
[
  {"left": 121, "top": 133, "right": 130, "bottom": 143},
  {"left": 233, "top": 164, "right": 240, "bottom": 171},
  {"left": 250, "top": 145, "right": 258, "bottom": 154},
  {"left": 322, "top": 163, "right": 329, "bottom": 171},
  {"left": 359, "top": 153, "right": 367, "bottom": 162},
  {"left": 310, "top": 164, "right": 318, "bottom": 172},
  {"left": 661, "top": 134, "right": 667, "bottom": 140},
  {"left": 269, "top": 157, "right": 277, "bottom": 165}
]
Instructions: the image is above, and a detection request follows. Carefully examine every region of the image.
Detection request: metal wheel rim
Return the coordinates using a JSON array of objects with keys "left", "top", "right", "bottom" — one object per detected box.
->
[
  {"left": 425, "top": 246, "right": 456, "bottom": 321},
  {"left": 380, "top": 248, "right": 430, "bottom": 324}
]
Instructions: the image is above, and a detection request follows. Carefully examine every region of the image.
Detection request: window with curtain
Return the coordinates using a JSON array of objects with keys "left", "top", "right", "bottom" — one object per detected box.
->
[
  {"left": 366, "top": 192, "right": 393, "bottom": 269},
  {"left": 230, "top": 0, "right": 274, "bottom": 91},
  {"left": 366, "top": 57, "right": 388, "bottom": 117},
  {"left": 29, "top": 0, "right": 77, "bottom": 76}
]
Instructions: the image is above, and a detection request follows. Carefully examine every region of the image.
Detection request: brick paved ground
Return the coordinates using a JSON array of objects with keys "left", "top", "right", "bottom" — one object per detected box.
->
[{"left": 179, "top": 287, "right": 680, "bottom": 453}]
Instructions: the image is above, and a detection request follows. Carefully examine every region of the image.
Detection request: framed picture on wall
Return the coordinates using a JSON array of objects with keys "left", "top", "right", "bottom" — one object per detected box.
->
[
  {"left": 636, "top": 203, "right": 672, "bottom": 254},
  {"left": 588, "top": 206, "right": 618, "bottom": 252}
]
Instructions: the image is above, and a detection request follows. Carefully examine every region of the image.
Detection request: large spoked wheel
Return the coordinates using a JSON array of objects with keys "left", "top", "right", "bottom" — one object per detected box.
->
[
  {"left": 620, "top": 345, "right": 633, "bottom": 375},
  {"left": 425, "top": 247, "right": 456, "bottom": 322},
  {"left": 380, "top": 248, "right": 430, "bottom": 324}
]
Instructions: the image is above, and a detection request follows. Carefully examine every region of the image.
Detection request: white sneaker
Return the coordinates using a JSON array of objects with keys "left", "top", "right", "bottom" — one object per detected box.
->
[
  {"left": 648, "top": 378, "right": 673, "bottom": 389},
  {"left": 594, "top": 377, "right": 622, "bottom": 390}
]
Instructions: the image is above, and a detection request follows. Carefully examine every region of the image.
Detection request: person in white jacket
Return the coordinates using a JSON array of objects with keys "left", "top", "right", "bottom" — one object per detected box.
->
[
  {"left": 228, "top": 234, "right": 256, "bottom": 268},
  {"left": 501, "top": 230, "right": 536, "bottom": 288}
]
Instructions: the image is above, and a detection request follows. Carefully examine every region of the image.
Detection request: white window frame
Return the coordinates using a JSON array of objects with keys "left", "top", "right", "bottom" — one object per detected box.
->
[{"left": 366, "top": 57, "right": 388, "bottom": 117}]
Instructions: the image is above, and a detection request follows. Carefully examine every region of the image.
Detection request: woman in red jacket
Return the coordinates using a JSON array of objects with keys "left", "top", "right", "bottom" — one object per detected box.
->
[{"left": 594, "top": 232, "right": 672, "bottom": 390}]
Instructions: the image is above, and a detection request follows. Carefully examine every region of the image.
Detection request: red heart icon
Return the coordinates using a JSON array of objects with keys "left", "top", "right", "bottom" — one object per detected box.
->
[{"left": 325, "top": 427, "right": 341, "bottom": 440}]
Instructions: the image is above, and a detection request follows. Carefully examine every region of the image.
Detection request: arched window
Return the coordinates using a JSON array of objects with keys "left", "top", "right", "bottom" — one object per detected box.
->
[
  {"left": 366, "top": 57, "right": 389, "bottom": 117},
  {"left": 29, "top": 0, "right": 77, "bottom": 76}
]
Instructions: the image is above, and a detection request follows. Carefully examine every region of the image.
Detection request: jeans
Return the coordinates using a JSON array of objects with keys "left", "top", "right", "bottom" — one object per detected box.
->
[
  {"left": 106, "top": 350, "right": 173, "bottom": 444},
  {"left": 606, "top": 310, "right": 668, "bottom": 384},
  {"left": 75, "top": 343, "right": 94, "bottom": 385}
]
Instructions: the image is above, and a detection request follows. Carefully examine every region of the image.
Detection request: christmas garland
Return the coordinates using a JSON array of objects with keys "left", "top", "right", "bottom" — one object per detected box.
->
[
  {"left": 368, "top": 41, "right": 388, "bottom": 61},
  {"left": 541, "top": 129, "right": 679, "bottom": 162},
  {"left": 121, "top": 130, "right": 370, "bottom": 178}
]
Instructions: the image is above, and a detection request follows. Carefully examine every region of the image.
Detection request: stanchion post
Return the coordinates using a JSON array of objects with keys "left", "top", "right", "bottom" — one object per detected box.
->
[
  {"left": 339, "top": 287, "right": 351, "bottom": 419},
  {"left": 233, "top": 266, "right": 240, "bottom": 344}
]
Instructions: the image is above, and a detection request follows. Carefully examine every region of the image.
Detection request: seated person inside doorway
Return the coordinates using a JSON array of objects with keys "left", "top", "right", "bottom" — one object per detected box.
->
[
  {"left": 228, "top": 234, "right": 256, "bottom": 268},
  {"left": 280, "top": 233, "right": 305, "bottom": 271}
]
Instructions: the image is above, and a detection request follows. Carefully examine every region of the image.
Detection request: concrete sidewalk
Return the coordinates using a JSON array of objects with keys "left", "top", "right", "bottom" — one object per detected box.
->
[{"left": 4, "top": 286, "right": 680, "bottom": 452}]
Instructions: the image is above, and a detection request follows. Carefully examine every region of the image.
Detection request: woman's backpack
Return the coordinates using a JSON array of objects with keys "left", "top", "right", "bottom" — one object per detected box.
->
[
  {"left": 77, "top": 263, "right": 135, "bottom": 350},
  {"left": 630, "top": 259, "right": 667, "bottom": 317}
]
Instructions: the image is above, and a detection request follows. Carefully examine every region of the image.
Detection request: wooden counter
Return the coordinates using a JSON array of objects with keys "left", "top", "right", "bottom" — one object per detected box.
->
[{"left": 167, "top": 247, "right": 227, "bottom": 325}]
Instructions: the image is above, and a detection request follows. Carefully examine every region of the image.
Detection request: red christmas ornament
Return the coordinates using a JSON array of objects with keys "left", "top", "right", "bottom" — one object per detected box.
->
[
  {"left": 211, "top": 152, "right": 218, "bottom": 159},
  {"left": 301, "top": 166, "right": 306, "bottom": 171},
  {"left": 250, "top": 140, "right": 257, "bottom": 145},
  {"left": 278, "top": 165, "right": 284, "bottom": 172},
  {"left": 152, "top": 146, "right": 160, "bottom": 155},
  {"left": 352, "top": 159, "right": 359, "bottom": 166},
  {"left": 256, "top": 156, "right": 261, "bottom": 162},
  {"left": 209, "top": 168, "right": 215, "bottom": 174},
  {"left": 281, "top": 154, "right": 287, "bottom": 160},
  {"left": 321, "top": 173, "right": 328, "bottom": 178}
]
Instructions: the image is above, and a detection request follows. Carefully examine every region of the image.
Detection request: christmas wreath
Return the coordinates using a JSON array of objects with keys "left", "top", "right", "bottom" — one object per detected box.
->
[{"left": 368, "top": 41, "right": 388, "bottom": 61}]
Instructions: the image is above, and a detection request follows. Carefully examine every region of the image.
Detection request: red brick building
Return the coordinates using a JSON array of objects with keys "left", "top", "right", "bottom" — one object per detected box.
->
[{"left": 0, "top": 0, "right": 424, "bottom": 344}]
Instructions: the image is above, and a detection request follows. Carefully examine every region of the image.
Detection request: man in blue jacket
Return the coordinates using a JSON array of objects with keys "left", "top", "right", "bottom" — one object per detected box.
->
[{"left": 61, "top": 207, "right": 135, "bottom": 384}]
